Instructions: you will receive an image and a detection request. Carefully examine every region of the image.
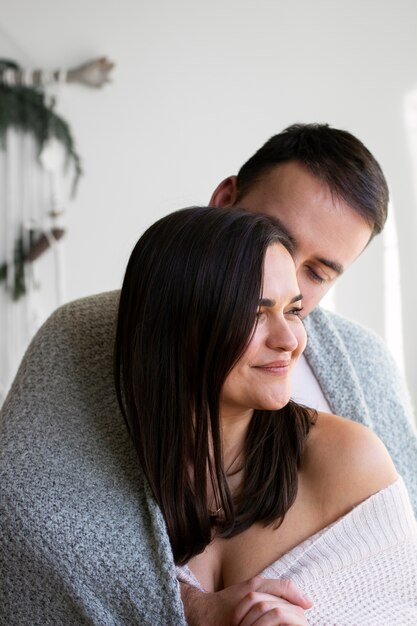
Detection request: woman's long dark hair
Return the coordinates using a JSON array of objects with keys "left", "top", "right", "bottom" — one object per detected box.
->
[{"left": 115, "top": 206, "right": 314, "bottom": 564}]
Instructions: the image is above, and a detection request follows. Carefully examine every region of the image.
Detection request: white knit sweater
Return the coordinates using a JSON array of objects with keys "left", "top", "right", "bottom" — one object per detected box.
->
[{"left": 177, "top": 477, "right": 417, "bottom": 624}]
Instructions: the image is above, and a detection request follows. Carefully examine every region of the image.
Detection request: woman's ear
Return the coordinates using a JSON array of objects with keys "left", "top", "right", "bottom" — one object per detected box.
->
[{"left": 209, "top": 176, "right": 238, "bottom": 208}]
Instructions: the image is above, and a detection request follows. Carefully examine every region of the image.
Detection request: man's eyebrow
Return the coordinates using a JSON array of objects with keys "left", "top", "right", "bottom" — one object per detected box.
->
[
  {"left": 259, "top": 294, "right": 302, "bottom": 307},
  {"left": 316, "top": 257, "right": 344, "bottom": 275}
]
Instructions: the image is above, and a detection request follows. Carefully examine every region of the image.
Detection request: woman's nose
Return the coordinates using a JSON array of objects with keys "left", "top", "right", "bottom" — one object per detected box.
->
[{"left": 266, "top": 318, "right": 299, "bottom": 352}]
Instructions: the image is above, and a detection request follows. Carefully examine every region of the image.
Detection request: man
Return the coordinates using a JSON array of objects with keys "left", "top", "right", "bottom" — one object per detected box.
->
[
  {"left": 212, "top": 124, "right": 416, "bottom": 486},
  {"left": 181, "top": 123, "right": 417, "bottom": 624},
  {"left": 2, "top": 124, "right": 416, "bottom": 626}
]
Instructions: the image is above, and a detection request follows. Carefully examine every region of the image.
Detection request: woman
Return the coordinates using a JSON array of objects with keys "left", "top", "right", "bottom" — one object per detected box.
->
[{"left": 115, "top": 206, "right": 417, "bottom": 625}]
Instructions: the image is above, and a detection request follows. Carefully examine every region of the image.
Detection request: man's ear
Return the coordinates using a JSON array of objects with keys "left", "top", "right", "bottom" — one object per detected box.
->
[{"left": 209, "top": 176, "right": 238, "bottom": 208}]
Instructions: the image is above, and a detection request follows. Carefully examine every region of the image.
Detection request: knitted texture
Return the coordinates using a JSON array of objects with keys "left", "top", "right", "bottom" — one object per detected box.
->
[
  {"left": 263, "top": 477, "right": 417, "bottom": 624},
  {"left": 1, "top": 291, "right": 417, "bottom": 624},
  {"left": 178, "top": 478, "right": 417, "bottom": 624},
  {"left": 0, "top": 291, "right": 186, "bottom": 626}
]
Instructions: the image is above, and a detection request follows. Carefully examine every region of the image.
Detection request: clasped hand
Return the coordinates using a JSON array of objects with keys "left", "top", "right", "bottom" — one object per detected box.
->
[{"left": 181, "top": 575, "right": 313, "bottom": 625}]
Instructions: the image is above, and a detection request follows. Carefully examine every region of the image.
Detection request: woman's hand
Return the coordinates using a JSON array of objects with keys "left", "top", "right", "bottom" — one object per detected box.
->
[
  {"left": 181, "top": 576, "right": 313, "bottom": 626},
  {"left": 232, "top": 577, "right": 312, "bottom": 625}
]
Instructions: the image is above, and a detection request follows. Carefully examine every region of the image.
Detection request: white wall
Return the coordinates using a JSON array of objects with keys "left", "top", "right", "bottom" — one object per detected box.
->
[{"left": 1, "top": 0, "right": 416, "bottom": 410}]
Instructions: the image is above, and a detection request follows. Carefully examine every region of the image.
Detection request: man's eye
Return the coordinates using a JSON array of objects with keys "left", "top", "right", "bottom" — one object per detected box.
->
[{"left": 306, "top": 267, "right": 326, "bottom": 284}]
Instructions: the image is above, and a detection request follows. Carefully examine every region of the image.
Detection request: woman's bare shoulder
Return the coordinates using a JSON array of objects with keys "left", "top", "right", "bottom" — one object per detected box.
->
[{"left": 301, "top": 411, "right": 398, "bottom": 520}]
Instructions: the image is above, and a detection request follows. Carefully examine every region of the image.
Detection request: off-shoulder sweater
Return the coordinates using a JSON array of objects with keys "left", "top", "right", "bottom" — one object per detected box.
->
[{"left": 177, "top": 477, "right": 417, "bottom": 625}]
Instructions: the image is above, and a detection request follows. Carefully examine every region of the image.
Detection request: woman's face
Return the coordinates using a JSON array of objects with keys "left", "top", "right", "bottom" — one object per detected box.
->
[{"left": 220, "top": 244, "right": 307, "bottom": 420}]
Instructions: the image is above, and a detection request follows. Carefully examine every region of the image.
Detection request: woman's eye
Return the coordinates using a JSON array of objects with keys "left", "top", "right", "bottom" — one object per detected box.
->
[
  {"left": 306, "top": 267, "right": 326, "bottom": 284},
  {"left": 287, "top": 307, "right": 304, "bottom": 317},
  {"left": 256, "top": 311, "right": 267, "bottom": 322}
]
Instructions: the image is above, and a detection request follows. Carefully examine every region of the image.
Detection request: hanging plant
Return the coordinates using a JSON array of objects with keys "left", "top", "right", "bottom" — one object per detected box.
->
[
  {"left": 0, "top": 228, "right": 65, "bottom": 301},
  {"left": 0, "top": 59, "right": 83, "bottom": 300},
  {"left": 0, "top": 60, "right": 82, "bottom": 195}
]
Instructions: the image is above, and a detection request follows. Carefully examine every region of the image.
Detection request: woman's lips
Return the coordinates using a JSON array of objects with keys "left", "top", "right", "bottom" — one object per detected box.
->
[{"left": 252, "top": 360, "right": 291, "bottom": 374}]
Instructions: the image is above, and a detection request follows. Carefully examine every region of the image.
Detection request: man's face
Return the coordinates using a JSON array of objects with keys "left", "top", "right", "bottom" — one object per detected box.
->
[{"left": 210, "top": 160, "right": 373, "bottom": 318}]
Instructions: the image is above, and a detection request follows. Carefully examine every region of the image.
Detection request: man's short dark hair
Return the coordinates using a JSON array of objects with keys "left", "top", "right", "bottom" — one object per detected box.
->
[{"left": 236, "top": 123, "right": 389, "bottom": 237}]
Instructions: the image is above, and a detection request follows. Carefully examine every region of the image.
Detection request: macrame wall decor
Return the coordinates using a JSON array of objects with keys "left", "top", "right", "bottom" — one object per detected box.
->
[{"left": 0, "top": 56, "right": 114, "bottom": 403}]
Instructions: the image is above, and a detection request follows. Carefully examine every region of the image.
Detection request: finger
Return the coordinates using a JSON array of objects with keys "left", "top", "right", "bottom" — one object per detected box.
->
[
  {"left": 235, "top": 595, "right": 306, "bottom": 626},
  {"left": 252, "top": 577, "right": 313, "bottom": 609},
  {"left": 240, "top": 601, "right": 308, "bottom": 626},
  {"left": 232, "top": 576, "right": 312, "bottom": 624},
  {"left": 234, "top": 592, "right": 289, "bottom": 624},
  {"left": 252, "top": 611, "right": 309, "bottom": 626}
]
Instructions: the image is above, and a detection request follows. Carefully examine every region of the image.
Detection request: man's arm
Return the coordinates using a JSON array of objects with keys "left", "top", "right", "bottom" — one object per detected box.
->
[{"left": 0, "top": 294, "right": 187, "bottom": 626}]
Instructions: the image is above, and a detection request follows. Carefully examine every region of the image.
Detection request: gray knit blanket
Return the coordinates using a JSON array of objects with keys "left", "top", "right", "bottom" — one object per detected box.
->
[{"left": 1, "top": 291, "right": 416, "bottom": 625}]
